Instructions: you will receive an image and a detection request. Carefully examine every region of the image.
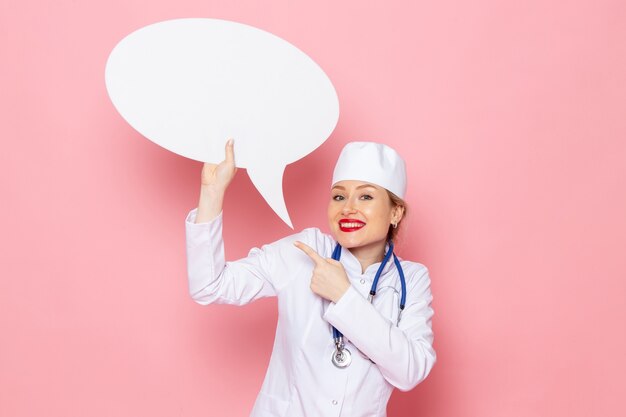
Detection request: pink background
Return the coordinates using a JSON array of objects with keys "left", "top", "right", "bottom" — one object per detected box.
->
[{"left": 1, "top": 0, "right": 625, "bottom": 416}]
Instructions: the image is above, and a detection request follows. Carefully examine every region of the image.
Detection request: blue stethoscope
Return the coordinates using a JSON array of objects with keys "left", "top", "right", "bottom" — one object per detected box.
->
[{"left": 329, "top": 240, "right": 407, "bottom": 368}]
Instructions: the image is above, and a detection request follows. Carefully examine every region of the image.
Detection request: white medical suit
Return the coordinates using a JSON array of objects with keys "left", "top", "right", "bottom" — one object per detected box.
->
[{"left": 185, "top": 208, "right": 436, "bottom": 417}]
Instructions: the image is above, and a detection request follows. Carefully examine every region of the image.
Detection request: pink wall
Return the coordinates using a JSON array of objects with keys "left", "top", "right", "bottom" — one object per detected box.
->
[{"left": 1, "top": 0, "right": 625, "bottom": 416}]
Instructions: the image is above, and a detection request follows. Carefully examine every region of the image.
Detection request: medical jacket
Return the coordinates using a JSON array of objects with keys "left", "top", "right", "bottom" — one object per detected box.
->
[{"left": 185, "top": 208, "right": 436, "bottom": 417}]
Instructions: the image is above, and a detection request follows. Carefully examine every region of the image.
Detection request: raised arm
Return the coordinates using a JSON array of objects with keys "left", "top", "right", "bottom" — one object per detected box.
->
[{"left": 186, "top": 139, "right": 278, "bottom": 305}]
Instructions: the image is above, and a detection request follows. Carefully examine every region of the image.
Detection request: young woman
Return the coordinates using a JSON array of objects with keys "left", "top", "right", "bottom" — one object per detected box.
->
[{"left": 185, "top": 140, "right": 436, "bottom": 417}]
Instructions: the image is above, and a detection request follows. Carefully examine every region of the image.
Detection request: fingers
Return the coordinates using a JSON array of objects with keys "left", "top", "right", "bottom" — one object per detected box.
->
[
  {"left": 294, "top": 241, "right": 325, "bottom": 265},
  {"left": 326, "top": 258, "right": 342, "bottom": 267},
  {"left": 224, "top": 138, "right": 235, "bottom": 164}
]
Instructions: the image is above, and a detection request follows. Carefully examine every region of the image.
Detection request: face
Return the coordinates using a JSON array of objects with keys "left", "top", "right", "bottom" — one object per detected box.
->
[{"left": 327, "top": 180, "right": 403, "bottom": 251}]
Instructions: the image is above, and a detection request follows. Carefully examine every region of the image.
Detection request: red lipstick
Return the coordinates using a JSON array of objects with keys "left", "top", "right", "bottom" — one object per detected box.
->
[{"left": 338, "top": 218, "right": 366, "bottom": 232}]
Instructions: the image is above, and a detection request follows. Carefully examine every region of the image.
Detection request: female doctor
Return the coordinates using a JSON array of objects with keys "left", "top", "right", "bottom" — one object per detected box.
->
[{"left": 185, "top": 140, "right": 436, "bottom": 417}]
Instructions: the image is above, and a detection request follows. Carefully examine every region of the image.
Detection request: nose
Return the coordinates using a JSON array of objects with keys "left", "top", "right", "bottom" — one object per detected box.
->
[{"left": 341, "top": 199, "right": 357, "bottom": 215}]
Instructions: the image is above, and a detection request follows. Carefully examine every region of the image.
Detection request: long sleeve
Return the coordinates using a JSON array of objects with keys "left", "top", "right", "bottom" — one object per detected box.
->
[
  {"left": 323, "top": 264, "right": 436, "bottom": 391},
  {"left": 185, "top": 208, "right": 280, "bottom": 305}
]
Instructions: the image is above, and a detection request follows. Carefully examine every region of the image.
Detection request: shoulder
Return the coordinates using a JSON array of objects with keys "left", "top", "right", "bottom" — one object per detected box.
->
[
  {"left": 395, "top": 257, "right": 432, "bottom": 298},
  {"left": 253, "top": 227, "right": 335, "bottom": 259},
  {"left": 293, "top": 227, "right": 336, "bottom": 258},
  {"left": 265, "top": 227, "right": 332, "bottom": 247}
]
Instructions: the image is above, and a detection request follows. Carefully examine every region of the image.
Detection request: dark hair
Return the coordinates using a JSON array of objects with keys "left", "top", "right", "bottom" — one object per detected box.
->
[{"left": 386, "top": 190, "right": 407, "bottom": 243}]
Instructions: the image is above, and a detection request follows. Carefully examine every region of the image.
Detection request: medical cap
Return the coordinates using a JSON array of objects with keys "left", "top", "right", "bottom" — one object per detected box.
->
[{"left": 331, "top": 142, "right": 407, "bottom": 199}]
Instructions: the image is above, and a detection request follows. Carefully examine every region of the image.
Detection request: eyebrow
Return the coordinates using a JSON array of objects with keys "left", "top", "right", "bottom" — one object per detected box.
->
[{"left": 332, "top": 184, "right": 378, "bottom": 191}]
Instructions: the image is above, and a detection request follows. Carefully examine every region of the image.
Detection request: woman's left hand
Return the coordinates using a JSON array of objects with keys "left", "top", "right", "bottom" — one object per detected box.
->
[{"left": 294, "top": 241, "right": 351, "bottom": 303}]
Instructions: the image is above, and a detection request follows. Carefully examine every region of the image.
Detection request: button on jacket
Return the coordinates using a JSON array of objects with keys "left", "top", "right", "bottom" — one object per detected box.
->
[{"left": 185, "top": 208, "right": 436, "bottom": 417}]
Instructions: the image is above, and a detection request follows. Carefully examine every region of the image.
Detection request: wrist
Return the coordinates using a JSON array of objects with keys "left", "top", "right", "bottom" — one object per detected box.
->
[
  {"left": 196, "top": 186, "right": 226, "bottom": 224},
  {"left": 200, "top": 183, "right": 226, "bottom": 195},
  {"left": 332, "top": 282, "right": 351, "bottom": 303}
]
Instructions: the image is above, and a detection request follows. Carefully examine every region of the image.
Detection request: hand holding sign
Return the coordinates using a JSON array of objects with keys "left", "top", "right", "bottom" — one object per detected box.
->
[
  {"left": 201, "top": 138, "right": 238, "bottom": 191},
  {"left": 294, "top": 241, "right": 351, "bottom": 303}
]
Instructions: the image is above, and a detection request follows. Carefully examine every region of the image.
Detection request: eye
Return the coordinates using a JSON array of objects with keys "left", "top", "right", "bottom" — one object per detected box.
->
[
  {"left": 332, "top": 194, "right": 345, "bottom": 201},
  {"left": 360, "top": 194, "right": 373, "bottom": 200}
]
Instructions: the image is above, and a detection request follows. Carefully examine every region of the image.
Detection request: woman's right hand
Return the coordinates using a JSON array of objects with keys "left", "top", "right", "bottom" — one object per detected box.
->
[
  {"left": 195, "top": 138, "right": 237, "bottom": 223},
  {"left": 201, "top": 138, "right": 238, "bottom": 191}
]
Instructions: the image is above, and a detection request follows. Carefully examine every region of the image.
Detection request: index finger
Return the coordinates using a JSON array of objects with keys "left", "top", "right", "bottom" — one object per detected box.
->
[{"left": 294, "top": 241, "right": 325, "bottom": 265}]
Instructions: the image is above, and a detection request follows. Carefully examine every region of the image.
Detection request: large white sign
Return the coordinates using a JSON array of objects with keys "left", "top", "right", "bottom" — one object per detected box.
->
[{"left": 105, "top": 18, "right": 340, "bottom": 228}]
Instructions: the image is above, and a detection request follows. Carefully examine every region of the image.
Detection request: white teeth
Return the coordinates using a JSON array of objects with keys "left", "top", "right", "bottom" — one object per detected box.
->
[{"left": 340, "top": 222, "right": 364, "bottom": 228}]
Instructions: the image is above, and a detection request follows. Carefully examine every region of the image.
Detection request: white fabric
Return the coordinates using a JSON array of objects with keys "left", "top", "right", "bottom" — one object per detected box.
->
[
  {"left": 332, "top": 142, "right": 407, "bottom": 198},
  {"left": 185, "top": 208, "right": 435, "bottom": 417}
]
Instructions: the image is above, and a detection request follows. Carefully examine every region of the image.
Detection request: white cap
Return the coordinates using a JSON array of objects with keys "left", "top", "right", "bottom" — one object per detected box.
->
[{"left": 331, "top": 142, "right": 407, "bottom": 198}]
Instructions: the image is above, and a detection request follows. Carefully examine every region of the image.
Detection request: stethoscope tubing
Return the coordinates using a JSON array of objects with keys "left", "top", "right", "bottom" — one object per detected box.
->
[{"left": 330, "top": 241, "right": 407, "bottom": 341}]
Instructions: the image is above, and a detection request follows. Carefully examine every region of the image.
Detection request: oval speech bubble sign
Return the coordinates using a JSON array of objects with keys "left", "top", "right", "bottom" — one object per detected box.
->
[{"left": 105, "top": 18, "right": 339, "bottom": 228}]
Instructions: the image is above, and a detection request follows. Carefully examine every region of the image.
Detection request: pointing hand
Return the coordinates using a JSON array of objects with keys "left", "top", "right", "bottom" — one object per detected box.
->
[{"left": 294, "top": 241, "right": 351, "bottom": 303}]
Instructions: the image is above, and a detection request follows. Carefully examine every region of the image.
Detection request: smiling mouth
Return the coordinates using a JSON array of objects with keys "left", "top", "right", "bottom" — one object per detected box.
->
[{"left": 339, "top": 219, "right": 365, "bottom": 232}]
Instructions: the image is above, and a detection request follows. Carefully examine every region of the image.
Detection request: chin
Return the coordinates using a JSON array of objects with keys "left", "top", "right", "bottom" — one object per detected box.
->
[
  {"left": 333, "top": 232, "right": 367, "bottom": 249},
  {"left": 337, "top": 239, "right": 359, "bottom": 249},
  {"left": 331, "top": 232, "right": 355, "bottom": 248}
]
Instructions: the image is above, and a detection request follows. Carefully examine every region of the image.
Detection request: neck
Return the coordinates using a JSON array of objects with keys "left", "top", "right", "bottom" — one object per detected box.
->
[{"left": 349, "top": 240, "right": 388, "bottom": 274}]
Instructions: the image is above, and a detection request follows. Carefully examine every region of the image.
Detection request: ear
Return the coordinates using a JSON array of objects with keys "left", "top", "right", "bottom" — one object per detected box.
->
[{"left": 392, "top": 205, "right": 405, "bottom": 224}]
